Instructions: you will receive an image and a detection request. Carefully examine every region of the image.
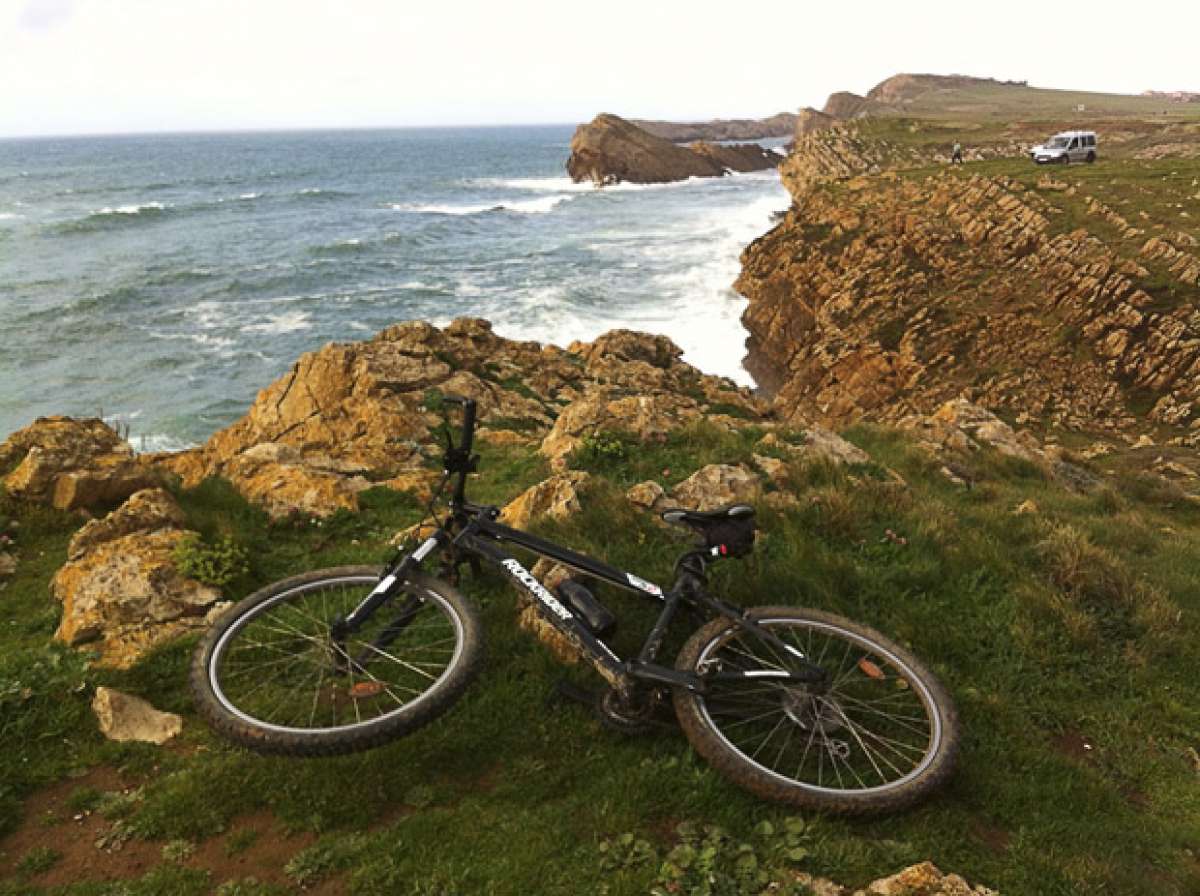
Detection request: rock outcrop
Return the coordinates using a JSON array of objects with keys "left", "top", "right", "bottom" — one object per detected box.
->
[
  {"left": 51, "top": 489, "right": 225, "bottom": 668},
  {"left": 157, "top": 320, "right": 766, "bottom": 518},
  {"left": 631, "top": 112, "right": 798, "bottom": 142},
  {"left": 736, "top": 167, "right": 1200, "bottom": 439},
  {"left": 1, "top": 417, "right": 160, "bottom": 512},
  {"left": 566, "top": 114, "right": 777, "bottom": 186}
]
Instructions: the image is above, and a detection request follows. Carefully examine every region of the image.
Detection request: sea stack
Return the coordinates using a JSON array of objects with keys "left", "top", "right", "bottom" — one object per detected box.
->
[{"left": 566, "top": 113, "right": 778, "bottom": 187}]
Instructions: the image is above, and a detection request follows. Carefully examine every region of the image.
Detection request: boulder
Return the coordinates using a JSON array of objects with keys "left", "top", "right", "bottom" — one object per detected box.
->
[
  {"left": 0, "top": 551, "right": 15, "bottom": 579},
  {"left": 499, "top": 472, "right": 591, "bottom": 530},
  {"left": 68, "top": 488, "right": 186, "bottom": 560},
  {"left": 669, "top": 464, "right": 761, "bottom": 511},
  {"left": 51, "top": 490, "right": 225, "bottom": 668},
  {"left": 540, "top": 388, "right": 693, "bottom": 468},
  {"left": 862, "top": 861, "right": 997, "bottom": 896},
  {"left": 1, "top": 417, "right": 159, "bottom": 512},
  {"left": 566, "top": 114, "right": 727, "bottom": 186},
  {"left": 92, "top": 687, "right": 182, "bottom": 745}
]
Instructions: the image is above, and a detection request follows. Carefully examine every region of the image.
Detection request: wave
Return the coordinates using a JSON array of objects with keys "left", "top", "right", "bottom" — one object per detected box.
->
[
  {"left": 390, "top": 194, "right": 572, "bottom": 215},
  {"left": 52, "top": 201, "right": 172, "bottom": 234},
  {"left": 240, "top": 310, "right": 314, "bottom": 335}
]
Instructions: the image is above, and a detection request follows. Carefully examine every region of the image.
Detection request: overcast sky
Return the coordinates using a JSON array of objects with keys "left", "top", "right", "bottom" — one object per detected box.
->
[{"left": 2, "top": 0, "right": 1198, "bottom": 138}]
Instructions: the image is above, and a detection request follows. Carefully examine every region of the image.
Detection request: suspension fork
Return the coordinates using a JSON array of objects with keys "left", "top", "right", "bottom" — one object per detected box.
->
[{"left": 328, "top": 531, "right": 448, "bottom": 672}]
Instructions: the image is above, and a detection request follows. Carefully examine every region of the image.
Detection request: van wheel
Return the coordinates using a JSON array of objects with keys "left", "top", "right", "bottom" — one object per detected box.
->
[
  {"left": 1086, "top": 151, "right": 1096, "bottom": 163},
  {"left": 1059, "top": 155, "right": 1070, "bottom": 165}
]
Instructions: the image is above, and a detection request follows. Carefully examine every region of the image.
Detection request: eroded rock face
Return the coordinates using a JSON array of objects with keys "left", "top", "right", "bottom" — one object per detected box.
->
[
  {"left": 51, "top": 489, "right": 224, "bottom": 668},
  {"left": 631, "top": 113, "right": 798, "bottom": 143},
  {"left": 1, "top": 417, "right": 160, "bottom": 512},
  {"left": 153, "top": 319, "right": 764, "bottom": 519},
  {"left": 499, "top": 471, "right": 590, "bottom": 530},
  {"left": 566, "top": 114, "right": 776, "bottom": 186},
  {"left": 737, "top": 168, "right": 1200, "bottom": 438},
  {"left": 669, "top": 464, "right": 761, "bottom": 511}
]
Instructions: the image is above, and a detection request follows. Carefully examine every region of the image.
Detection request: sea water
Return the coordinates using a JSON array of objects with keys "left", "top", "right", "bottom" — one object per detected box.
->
[{"left": 0, "top": 126, "right": 789, "bottom": 449}]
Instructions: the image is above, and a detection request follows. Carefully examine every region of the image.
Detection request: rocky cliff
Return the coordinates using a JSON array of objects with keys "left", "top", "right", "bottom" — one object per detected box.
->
[
  {"left": 631, "top": 112, "right": 797, "bottom": 142},
  {"left": 736, "top": 158, "right": 1200, "bottom": 441},
  {"left": 567, "top": 114, "right": 778, "bottom": 186}
]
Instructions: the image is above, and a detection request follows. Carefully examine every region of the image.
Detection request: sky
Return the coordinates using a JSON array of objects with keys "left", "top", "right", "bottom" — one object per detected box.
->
[{"left": 2, "top": 0, "right": 1198, "bottom": 138}]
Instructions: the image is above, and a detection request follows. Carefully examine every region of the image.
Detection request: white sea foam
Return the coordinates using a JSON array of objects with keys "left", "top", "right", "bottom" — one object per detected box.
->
[
  {"left": 96, "top": 201, "right": 167, "bottom": 216},
  {"left": 129, "top": 432, "right": 198, "bottom": 454},
  {"left": 390, "top": 194, "right": 571, "bottom": 215},
  {"left": 238, "top": 192, "right": 262, "bottom": 200},
  {"left": 241, "top": 310, "right": 313, "bottom": 335},
  {"left": 0, "top": 212, "right": 21, "bottom": 221}
]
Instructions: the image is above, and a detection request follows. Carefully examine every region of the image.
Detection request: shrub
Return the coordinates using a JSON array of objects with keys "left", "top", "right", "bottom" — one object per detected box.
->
[{"left": 172, "top": 533, "right": 249, "bottom": 589}]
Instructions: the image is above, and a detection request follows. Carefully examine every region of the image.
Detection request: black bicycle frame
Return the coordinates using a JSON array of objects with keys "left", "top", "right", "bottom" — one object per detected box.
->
[{"left": 336, "top": 396, "right": 828, "bottom": 696}]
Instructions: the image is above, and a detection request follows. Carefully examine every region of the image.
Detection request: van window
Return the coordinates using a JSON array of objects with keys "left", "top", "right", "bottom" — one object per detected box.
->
[
  {"left": 1086, "top": 135, "right": 1095, "bottom": 147},
  {"left": 1069, "top": 138, "right": 1078, "bottom": 149}
]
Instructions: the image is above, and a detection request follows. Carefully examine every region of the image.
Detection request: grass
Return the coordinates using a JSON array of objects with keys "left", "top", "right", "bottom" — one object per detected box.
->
[{"left": 2, "top": 421, "right": 1200, "bottom": 894}]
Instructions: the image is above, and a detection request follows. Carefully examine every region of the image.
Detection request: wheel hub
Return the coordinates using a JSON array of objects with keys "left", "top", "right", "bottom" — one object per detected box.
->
[{"left": 781, "top": 688, "right": 843, "bottom": 734}]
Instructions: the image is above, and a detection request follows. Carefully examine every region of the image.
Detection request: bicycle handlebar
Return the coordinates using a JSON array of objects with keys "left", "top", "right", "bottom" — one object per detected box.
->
[{"left": 440, "top": 394, "right": 477, "bottom": 455}]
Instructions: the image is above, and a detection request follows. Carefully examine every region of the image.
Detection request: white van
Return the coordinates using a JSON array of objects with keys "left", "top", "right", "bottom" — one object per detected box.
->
[{"left": 1030, "top": 131, "right": 1098, "bottom": 165}]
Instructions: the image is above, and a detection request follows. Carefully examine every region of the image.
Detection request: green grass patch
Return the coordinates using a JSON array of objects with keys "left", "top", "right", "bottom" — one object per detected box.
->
[{"left": 3, "top": 422, "right": 1200, "bottom": 894}]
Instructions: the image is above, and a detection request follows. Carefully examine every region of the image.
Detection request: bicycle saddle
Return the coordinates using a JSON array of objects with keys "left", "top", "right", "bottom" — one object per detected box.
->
[{"left": 660, "top": 504, "right": 755, "bottom": 527}]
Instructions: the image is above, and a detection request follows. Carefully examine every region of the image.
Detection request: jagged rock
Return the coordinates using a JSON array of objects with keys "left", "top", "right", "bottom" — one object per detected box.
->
[
  {"left": 625, "top": 480, "right": 668, "bottom": 512},
  {"left": 499, "top": 472, "right": 590, "bottom": 530},
  {"left": 1, "top": 417, "right": 160, "bottom": 512},
  {"left": 151, "top": 320, "right": 761, "bottom": 518},
  {"left": 52, "top": 493, "right": 223, "bottom": 668},
  {"left": 688, "top": 141, "right": 780, "bottom": 173},
  {"left": 540, "top": 386, "right": 702, "bottom": 469},
  {"left": 219, "top": 442, "right": 371, "bottom": 519},
  {"left": 68, "top": 488, "right": 186, "bottom": 560},
  {"left": 91, "top": 687, "right": 182, "bottom": 745},
  {"left": 566, "top": 114, "right": 775, "bottom": 186},
  {"left": 860, "top": 860, "right": 998, "bottom": 896},
  {"left": 631, "top": 113, "right": 798, "bottom": 142},
  {"left": 669, "top": 464, "right": 760, "bottom": 511},
  {"left": 568, "top": 114, "right": 724, "bottom": 185},
  {"left": 738, "top": 165, "right": 1198, "bottom": 438},
  {"left": 796, "top": 107, "right": 839, "bottom": 135},
  {"left": 0, "top": 552, "right": 15, "bottom": 579}
]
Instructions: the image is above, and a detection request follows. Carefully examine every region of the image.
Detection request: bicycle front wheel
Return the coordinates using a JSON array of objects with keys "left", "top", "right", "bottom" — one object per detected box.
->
[
  {"left": 191, "top": 566, "right": 482, "bottom": 756},
  {"left": 674, "top": 607, "right": 958, "bottom": 814}
]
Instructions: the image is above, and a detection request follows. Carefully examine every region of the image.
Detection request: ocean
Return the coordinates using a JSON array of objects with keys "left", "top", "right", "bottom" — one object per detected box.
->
[{"left": 0, "top": 126, "right": 789, "bottom": 450}]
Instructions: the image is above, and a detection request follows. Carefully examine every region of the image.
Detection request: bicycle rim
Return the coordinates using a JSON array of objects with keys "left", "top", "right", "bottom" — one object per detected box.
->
[
  {"left": 695, "top": 617, "right": 942, "bottom": 796},
  {"left": 208, "top": 574, "right": 466, "bottom": 735}
]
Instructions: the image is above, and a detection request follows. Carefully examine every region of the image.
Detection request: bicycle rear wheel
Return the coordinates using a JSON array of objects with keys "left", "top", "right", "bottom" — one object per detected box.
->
[
  {"left": 674, "top": 606, "right": 958, "bottom": 814},
  {"left": 191, "top": 566, "right": 482, "bottom": 756}
]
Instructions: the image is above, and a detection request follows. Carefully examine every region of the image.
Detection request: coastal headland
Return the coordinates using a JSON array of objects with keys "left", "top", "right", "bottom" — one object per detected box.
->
[{"left": 3, "top": 73, "right": 1200, "bottom": 894}]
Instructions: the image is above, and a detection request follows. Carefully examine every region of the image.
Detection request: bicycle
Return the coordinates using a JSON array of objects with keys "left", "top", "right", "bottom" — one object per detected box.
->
[{"left": 191, "top": 396, "right": 960, "bottom": 814}]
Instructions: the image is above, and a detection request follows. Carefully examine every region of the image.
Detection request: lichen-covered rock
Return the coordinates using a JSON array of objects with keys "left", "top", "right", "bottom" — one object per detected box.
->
[
  {"left": 52, "top": 492, "right": 224, "bottom": 668},
  {"left": 151, "top": 319, "right": 763, "bottom": 518},
  {"left": 669, "top": 464, "right": 761, "bottom": 511},
  {"left": 860, "top": 861, "right": 998, "bottom": 896},
  {"left": 1, "top": 416, "right": 160, "bottom": 511},
  {"left": 92, "top": 687, "right": 182, "bottom": 745},
  {"left": 625, "top": 480, "right": 668, "bottom": 512},
  {"left": 67, "top": 488, "right": 186, "bottom": 560},
  {"left": 499, "top": 472, "right": 590, "bottom": 530}
]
